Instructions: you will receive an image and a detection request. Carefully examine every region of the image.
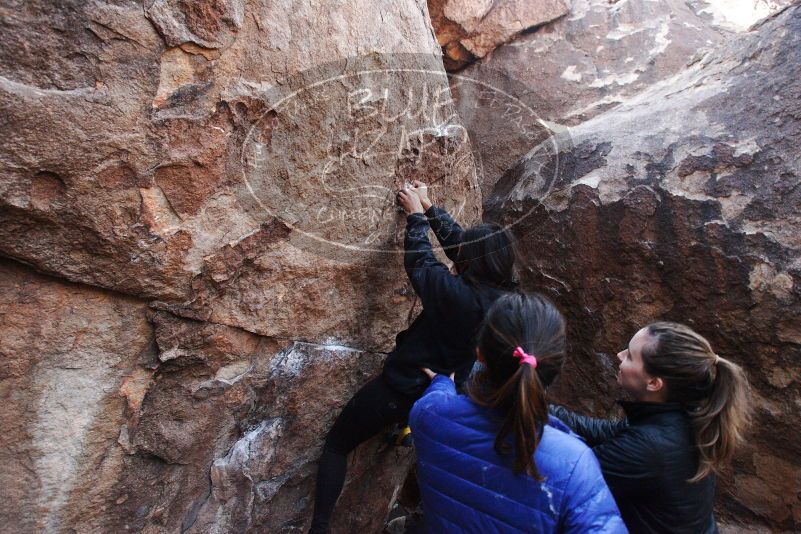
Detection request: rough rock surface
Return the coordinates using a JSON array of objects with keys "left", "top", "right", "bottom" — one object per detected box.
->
[
  {"left": 0, "top": 0, "right": 479, "bottom": 532},
  {"left": 428, "top": 0, "right": 568, "bottom": 70},
  {"left": 486, "top": 4, "right": 801, "bottom": 531},
  {"left": 455, "top": 0, "right": 795, "bottom": 192},
  {"left": 3, "top": 0, "right": 800, "bottom": 532},
  {"left": 688, "top": 0, "right": 797, "bottom": 31},
  {"left": 0, "top": 260, "right": 153, "bottom": 533}
]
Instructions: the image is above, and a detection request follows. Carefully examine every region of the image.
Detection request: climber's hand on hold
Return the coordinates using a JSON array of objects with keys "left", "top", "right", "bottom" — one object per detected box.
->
[
  {"left": 421, "top": 367, "right": 455, "bottom": 381},
  {"left": 398, "top": 187, "right": 424, "bottom": 215},
  {"left": 411, "top": 180, "right": 432, "bottom": 211}
]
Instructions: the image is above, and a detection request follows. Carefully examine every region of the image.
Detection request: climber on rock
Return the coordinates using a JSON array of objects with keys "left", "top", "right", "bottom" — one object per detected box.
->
[
  {"left": 410, "top": 292, "right": 627, "bottom": 533},
  {"left": 308, "top": 180, "right": 519, "bottom": 534},
  {"left": 550, "top": 323, "right": 752, "bottom": 534}
]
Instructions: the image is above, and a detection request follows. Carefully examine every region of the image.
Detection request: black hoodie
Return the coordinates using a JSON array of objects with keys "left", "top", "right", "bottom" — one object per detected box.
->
[
  {"left": 382, "top": 205, "right": 512, "bottom": 397},
  {"left": 550, "top": 402, "right": 718, "bottom": 534}
]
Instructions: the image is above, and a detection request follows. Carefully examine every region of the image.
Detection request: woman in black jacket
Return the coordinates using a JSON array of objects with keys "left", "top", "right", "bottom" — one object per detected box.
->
[
  {"left": 309, "top": 181, "right": 518, "bottom": 533},
  {"left": 551, "top": 322, "right": 751, "bottom": 534}
]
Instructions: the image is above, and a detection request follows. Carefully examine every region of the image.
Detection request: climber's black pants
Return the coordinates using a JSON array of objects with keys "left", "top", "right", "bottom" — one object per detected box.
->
[{"left": 309, "top": 375, "right": 417, "bottom": 533}]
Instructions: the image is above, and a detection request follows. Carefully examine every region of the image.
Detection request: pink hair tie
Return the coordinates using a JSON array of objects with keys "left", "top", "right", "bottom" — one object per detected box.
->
[{"left": 513, "top": 346, "right": 537, "bottom": 368}]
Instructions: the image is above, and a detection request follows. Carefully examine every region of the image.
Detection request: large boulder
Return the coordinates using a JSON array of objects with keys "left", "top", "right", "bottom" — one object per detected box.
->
[
  {"left": 0, "top": 258, "right": 411, "bottom": 533},
  {"left": 487, "top": 4, "right": 801, "bottom": 531},
  {"left": 455, "top": 0, "right": 792, "bottom": 192},
  {"left": 0, "top": 0, "right": 480, "bottom": 532},
  {"left": 113, "top": 311, "right": 409, "bottom": 534},
  {"left": 427, "top": 0, "right": 568, "bottom": 70},
  {"left": 0, "top": 260, "right": 153, "bottom": 533}
]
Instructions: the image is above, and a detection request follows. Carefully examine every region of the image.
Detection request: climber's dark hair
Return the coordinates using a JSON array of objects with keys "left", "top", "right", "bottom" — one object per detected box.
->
[
  {"left": 641, "top": 322, "right": 752, "bottom": 482},
  {"left": 468, "top": 292, "right": 566, "bottom": 479},
  {"left": 454, "top": 223, "right": 517, "bottom": 289}
]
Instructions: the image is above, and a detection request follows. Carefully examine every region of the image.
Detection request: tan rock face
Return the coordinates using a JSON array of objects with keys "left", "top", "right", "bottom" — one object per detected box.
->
[
  {"left": 428, "top": 0, "right": 568, "bottom": 70},
  {"left": 4, "top": 0, "right": 798, "bottom": 532},
  {"left": 455, "top": 0, "right": 798, "bottom": 194},
  {"left": 0, "top": 0, "right": 479, "bottom": 532},
  {"left": 109, "top": 313, "right": 407, "bottom": 534},
  {"left": 455, "top": 0, "right": 737, "bottom": 191},
  {"left": 0, "top": 260, "right": 154, "bottom": 533},
  {"left": 486, "top": 5, "right": 801, "bottom": 530}
]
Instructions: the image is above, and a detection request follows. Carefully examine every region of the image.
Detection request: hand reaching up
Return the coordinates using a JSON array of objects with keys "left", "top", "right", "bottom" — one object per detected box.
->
[
  {"left": 411, "top": 180, "right": 432, "bottom": 211},
  {"left": 422, "top": 367, "right": 455, "bottom": 381},
  {"left": 397, "top": 186, "right": 424, "bottom": 215}
]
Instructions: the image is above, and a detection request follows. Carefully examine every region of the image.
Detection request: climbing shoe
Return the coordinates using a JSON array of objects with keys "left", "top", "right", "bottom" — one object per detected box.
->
[
  {"left": 386, "top": 424, "right": 414, "bottom": 447},
  {"left": 395, "top": 425, "right": 413, "bottom": 447}
]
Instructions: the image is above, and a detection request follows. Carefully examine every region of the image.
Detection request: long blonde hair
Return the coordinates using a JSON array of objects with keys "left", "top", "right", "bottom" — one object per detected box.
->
[{"left": 642, "top": 322, "right": 752, "bottom": 482}]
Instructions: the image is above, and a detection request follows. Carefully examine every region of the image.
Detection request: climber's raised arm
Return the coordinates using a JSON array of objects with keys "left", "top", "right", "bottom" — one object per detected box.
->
[
  {"left": 398, "top": 187, "right": 473, "bottom": 313},
  {"left": 410, "top": 180, "right": 464, "bottom": 262}
]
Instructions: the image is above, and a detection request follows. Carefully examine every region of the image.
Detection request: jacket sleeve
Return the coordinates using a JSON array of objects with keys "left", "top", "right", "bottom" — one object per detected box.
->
[
  {"left": 409, "top": 375, "right": 457, "bottom": 432},
  {"left": 561, "top": 449, "right": 628, "bottom": 534},
  {"left": 424, "top": 205, "right": 464, "bottom": 263},
  {"left": 549, "top": 405, "right": 628, "bottom": 447},
  {"left": 404, "top": 213, "right": 473, "bottom": 312},
  {"left": 591, "top": 428, "right": 662, "bottom": 498}
]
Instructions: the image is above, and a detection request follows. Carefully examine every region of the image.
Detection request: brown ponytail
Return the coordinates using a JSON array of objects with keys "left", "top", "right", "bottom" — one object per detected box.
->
[
  {"left": 641, "top": 322, "right": 752, "bottom": 482},
  {"left": 468, "top": 293, "right": 566, "bottom": 479}
]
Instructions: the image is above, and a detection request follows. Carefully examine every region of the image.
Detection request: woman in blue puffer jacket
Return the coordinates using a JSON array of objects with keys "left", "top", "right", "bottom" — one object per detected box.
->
[{"left": 410, "top": 293, "right": 627, "bottom": 533}]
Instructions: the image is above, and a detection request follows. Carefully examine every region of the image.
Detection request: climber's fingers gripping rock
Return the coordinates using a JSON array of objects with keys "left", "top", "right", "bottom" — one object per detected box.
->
[
  {"left": 397, "top": 187, "right": 424, "bottom": 215},
  {"left": 411, "top": 180, "right": 432, "bottom": 211}
]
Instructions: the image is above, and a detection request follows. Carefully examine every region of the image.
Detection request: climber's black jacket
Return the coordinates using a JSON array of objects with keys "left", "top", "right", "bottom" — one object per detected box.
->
[
  {"left": 381, "top": 205, "right": 511, "bottom": 398},
  {"left": 550, "top": 402, "right": 718, "bottom": 534}
]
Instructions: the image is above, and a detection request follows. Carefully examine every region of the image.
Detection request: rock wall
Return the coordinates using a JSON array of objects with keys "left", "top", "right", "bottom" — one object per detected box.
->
[
  {"left": 3, "top": 0, "right": 800, "bottom": 532},
  {"left": 455, "top": 0, "right": 733, "bottom": 189},
  {"left": 452, "top": 0, "right": 797, "bottom": 192},
  {"left": 483, "top": 4, "right": 801, "bottom": 531},
  {"left": 0, "top": 1, "right": 480, "bottom": 532},
  {"left": 428, "top": 0, "right": 568, "bottom": 70}
]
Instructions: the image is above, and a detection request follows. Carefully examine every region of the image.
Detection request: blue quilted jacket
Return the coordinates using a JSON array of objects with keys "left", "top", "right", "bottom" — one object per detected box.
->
[{"left": 410, "top": 376, "right": 627, "bottom": 533}]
